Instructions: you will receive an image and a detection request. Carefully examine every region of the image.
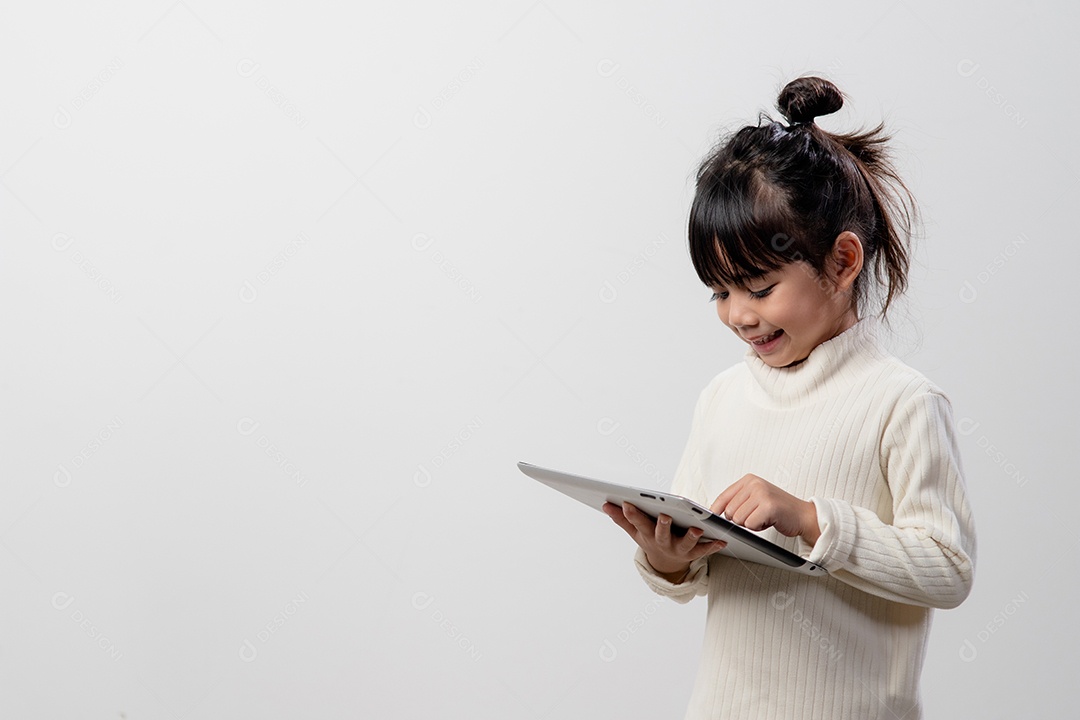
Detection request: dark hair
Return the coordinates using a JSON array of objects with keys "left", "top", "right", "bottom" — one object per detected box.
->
[{"left": 688, "top": 76, "right": 917, "bottom": 322}]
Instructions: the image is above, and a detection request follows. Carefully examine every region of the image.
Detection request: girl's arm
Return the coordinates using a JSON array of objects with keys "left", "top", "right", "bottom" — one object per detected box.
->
[{"left": 799, "top": 390, "right": 977, "bottom": 609}]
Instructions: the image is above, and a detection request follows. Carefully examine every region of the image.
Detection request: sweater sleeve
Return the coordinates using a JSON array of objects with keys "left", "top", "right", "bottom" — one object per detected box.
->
[
  {"left": 633, "top": 383, "right": 713, "bottom": 603},
  {"left": 799, "top": 389, "right": 977, "bottom": 609}
]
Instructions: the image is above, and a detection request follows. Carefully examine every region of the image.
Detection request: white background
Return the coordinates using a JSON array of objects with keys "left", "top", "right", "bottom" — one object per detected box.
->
[{"left": 2, "top": 1, "right": 1076, "bottom": 717}]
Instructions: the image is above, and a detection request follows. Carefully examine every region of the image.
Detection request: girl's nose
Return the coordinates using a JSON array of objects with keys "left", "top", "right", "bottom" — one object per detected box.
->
[{"left": 726, "top": 293, "right": 757, "bottom": 327}]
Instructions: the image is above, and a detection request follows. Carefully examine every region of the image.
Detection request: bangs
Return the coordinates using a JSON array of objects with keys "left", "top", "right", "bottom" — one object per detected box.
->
[{"left": 688, "top": 166, "right": 803, "bottom": 289}]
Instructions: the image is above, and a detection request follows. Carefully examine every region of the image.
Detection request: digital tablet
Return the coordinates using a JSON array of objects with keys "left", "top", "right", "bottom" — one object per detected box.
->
[{"left": 518, "top": 462, "right": 826, "bottom": 577}]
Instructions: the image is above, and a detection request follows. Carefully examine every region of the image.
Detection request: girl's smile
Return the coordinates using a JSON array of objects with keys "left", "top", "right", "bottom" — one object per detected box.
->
[{"left": 746, "top": 329, "right": 785, "bottom": 353}]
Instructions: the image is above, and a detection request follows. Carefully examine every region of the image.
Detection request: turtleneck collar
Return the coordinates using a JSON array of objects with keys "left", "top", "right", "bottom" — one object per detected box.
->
[{"left": 742, "top": 316, "right": 886, "bottom": 406}]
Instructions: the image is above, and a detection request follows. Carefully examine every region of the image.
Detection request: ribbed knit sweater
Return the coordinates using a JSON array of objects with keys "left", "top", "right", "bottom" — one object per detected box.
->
[{"left": 634, "top": 316, "right": 976, "bottom": 720}]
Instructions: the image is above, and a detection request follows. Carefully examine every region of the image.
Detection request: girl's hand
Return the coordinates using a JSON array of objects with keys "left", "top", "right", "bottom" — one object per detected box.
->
[
  {"left": 710, "top": 473, "right": 821, "bottom": 545},
  {"left": 602, "top": 501, "right": 727, "bottom": 582}
]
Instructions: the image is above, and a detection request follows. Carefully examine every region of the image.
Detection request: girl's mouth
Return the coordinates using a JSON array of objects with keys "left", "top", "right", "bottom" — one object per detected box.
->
[{"left": 752, "top": 329, "right": 784, "bottom": 350}]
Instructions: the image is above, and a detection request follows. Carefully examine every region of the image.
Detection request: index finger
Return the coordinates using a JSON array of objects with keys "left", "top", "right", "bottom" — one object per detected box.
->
[
  {"left": 621, "top": 502, "right": 657, "bottom": 533},
  {"left": 602, "top": 502, "right": 639, "bottom": 538},
  {"left": 710, "top": 484, "right": 738, "bottom": 517}
]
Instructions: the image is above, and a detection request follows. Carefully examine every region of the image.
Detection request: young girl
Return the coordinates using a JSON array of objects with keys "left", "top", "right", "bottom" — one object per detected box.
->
[{"left": 602, "top": 76, "right": 976, "bottom": 720}]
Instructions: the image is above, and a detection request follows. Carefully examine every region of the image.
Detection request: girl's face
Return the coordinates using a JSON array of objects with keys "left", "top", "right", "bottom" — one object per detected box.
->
[{"left": 710, "top": 258, "right": 858, "bottom": 369}]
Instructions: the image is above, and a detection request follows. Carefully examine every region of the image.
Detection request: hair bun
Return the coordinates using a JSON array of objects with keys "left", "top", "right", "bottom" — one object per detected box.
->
[{"left": 777, "top": 76, "right": 844, "bottom": 125}]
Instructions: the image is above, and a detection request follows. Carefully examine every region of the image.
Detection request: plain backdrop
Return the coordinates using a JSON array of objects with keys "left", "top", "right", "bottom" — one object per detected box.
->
[{"left": 2, "top": 1, "right": 1076, "bottom": 718}]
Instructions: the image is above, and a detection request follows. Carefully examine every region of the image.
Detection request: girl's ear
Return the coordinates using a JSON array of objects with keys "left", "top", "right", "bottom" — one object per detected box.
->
[{"left": 829, "top": 231, "right": 864, "bottom": 291}]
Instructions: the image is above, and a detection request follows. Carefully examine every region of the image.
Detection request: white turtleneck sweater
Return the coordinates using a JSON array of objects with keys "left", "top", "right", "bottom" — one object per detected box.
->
[{"left": 634, "top": 316, "right": 976, "bottom": 720}]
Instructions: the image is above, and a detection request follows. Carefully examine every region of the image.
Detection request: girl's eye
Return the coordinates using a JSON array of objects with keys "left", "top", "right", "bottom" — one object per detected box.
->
[{"left": 709, "top": 284, "right": 774, "bottom": 302}]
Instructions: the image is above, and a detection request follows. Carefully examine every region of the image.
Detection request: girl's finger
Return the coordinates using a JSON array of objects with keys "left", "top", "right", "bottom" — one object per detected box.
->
[
  {"left": 709, "top": 495, "right": 729, "bottom": 517},
  {"left": 689, "top": 539, "right": 727, "bottom": 560},
  {"left": 724, "top": 489, "right": 753, "bottom": 525},
  {"left": 622, "top": 502, "right": 656, "bottom": 534},
  {"left": 677, "top": 527, "right": 704, "bottom": 553},
  {"left": 729, "top": 501, "right": 753, "bottom": 527},
  {"left": 602, "top": 503, "right": 638, "bottom": 538},
  {"left": 655, "top": 514, "right": 673, "bottom": 545},
  {"left": 743, "top": 505, "right": 777, "bottom": 533},
  {"left": 710, "top": 482, "right": 741, "bottom": 516}
]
